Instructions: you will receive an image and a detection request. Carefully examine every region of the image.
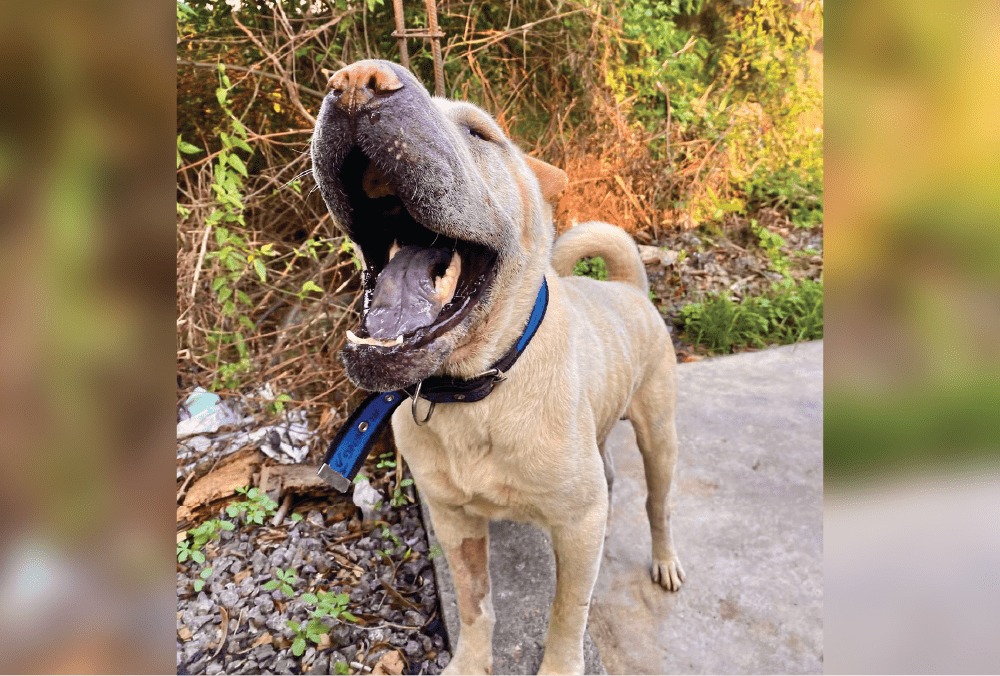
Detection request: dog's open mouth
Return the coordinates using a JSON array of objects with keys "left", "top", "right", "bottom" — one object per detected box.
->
[{"left": 338, "top": 147, "right": 498, "bottom": 353}]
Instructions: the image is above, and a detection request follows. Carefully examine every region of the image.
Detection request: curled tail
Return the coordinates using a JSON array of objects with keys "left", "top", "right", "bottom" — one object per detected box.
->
[{"left": 551, "top": 221, "right": 648, "bottom": 292}]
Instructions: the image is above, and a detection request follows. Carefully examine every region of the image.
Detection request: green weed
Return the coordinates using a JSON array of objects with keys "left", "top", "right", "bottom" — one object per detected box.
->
[
  {"left": 572, "top": 256, "right": 609, "bottom": 281},
  {"left": 287, "top": 590, "right": 359, "bottom": 657},
  {"left": 226, "top": 486, "right": 279, "bottom": 525},
  {"left": 751, "top": 220, "right": 790, "bottom": 275},
  {"left": 679, "top": 278, "right": 823, "bottom": 353},
  {"left": 177, "top": 518, "right": 235, "bottom": 564},
  {"left": 262, "top": 567, "right": 298, "bottom": 598}
]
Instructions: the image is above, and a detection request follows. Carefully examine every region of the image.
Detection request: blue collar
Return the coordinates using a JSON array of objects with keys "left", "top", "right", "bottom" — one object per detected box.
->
[{"left": 318, "top": 277, "right": 549, "bottom": 491}]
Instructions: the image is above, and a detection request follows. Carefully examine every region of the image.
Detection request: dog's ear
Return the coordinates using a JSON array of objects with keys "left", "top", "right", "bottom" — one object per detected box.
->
[{"left": 524, "top": 155, "right": 568, "bottom": 205}]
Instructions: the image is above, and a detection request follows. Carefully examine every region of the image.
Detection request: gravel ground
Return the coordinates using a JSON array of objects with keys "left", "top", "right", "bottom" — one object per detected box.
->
[{"left": 177, "top": 484, "right": 449, "bottom": 675}]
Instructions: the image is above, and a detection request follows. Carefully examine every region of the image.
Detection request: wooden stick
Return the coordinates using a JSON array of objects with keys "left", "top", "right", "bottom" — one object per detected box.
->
[
  {"left": 424, "top": 0, "right": 445, "bottom": 96},
  {"left": 271, "top": 493, "right": 293, "bottom": 526},
  {"left": 391, "top": 0, "right": 410, "bottom": 69}
]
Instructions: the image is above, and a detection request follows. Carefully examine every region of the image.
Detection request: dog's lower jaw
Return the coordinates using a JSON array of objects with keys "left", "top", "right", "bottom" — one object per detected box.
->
[{"left": 340, "top": 339, "right": 453, "bottom": 392}]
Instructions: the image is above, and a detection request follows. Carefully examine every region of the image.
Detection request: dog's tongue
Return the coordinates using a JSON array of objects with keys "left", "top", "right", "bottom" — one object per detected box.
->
[{"left": 364, "top": 245, "right": 453, "bottom": 340}]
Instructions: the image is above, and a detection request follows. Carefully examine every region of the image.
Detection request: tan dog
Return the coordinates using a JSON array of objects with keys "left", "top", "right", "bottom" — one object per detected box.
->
[{"left": 312, "top": 60, "right": 684, "bottom": 675}]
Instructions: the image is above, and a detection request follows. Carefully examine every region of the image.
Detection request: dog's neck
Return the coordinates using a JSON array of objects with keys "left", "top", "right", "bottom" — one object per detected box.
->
[{"left": 440, "top": 258, "right": 548, "bottom": 379}]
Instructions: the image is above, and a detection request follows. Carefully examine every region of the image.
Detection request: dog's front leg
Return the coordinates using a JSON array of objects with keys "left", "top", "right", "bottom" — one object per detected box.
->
[
  {"left": 427, "top": 499, "right": 495, "bottom": 675},
  {"left": 538, "top": 481, "right": 608, "bottom": 675}
]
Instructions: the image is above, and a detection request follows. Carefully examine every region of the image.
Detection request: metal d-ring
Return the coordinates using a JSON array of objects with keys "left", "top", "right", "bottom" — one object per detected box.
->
[{"left": 411, "top": 380, "right": 435, "bottom": 426}]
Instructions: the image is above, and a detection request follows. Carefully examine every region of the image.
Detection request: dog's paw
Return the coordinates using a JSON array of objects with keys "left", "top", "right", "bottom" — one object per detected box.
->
[
  {"left": 537, "top": 656, "right": 584, "bottom": 675},
  {"left": 651, "top": 555, "right": 685, "bottom": 591},
  {"left": 442, "top": 654, "right": 492, "bottom": 675}
]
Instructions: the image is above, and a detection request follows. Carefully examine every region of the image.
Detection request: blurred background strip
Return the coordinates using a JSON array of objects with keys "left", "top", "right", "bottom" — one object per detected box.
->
[
  {"left": 825, "top": 0, "right": 1000, "bottom": 671},
  {"left": 0, "top": 0, "right": 177, "bottom": 673}
]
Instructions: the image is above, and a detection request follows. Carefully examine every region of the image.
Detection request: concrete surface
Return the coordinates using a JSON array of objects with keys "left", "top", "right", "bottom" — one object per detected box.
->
[{"left": 422, "top": 341, "right": 823, "bottom": 674}]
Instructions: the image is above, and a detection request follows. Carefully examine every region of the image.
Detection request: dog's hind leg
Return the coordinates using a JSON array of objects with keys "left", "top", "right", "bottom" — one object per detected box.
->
[
  {"left": 626, "top": 356, "right": 685, "bottom": 591},
  {"left": 599, "top": 441, "right": 615, "bottom": 537},
  {"left": 426, "top": 500, "right": 495, "bottom": 675}
]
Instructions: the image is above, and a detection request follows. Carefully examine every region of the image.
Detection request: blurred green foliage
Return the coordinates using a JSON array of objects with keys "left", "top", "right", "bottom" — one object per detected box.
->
[{"left": 824, "top": 0, "right": 1000, "bottom": 482}]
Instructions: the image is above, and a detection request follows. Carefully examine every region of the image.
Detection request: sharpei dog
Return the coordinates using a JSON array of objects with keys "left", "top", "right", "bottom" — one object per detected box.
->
[{"left": 311, "top": 60, "right": 684, "bottom": 675}]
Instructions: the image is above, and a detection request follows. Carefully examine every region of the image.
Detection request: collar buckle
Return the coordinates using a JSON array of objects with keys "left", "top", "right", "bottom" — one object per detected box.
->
[
  {"left": 477, "top": 367, "right": 507, "bottom": 384},
  {"left": 411, "top": 380, "right": 436, "bottom": 426}
]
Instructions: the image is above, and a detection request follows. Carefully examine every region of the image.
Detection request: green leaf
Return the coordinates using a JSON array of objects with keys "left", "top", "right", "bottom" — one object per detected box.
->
[
  {"left": 300, "top": 593, "right": 318, "bottom": 605},
  {"left": 233, "top": 137, "right": 253, "bottom": 153},
  {"left": 262, "top": 580, "right": 279, "bottom": 591},
  {"left": 286, "top": 619, "right": 300, "bottom": 632},
  {"left": 226, "top": 505, "right": 240, "bottom": 517},
  {"left": 253, "top": 258, "right": 266, "bottom": 282},
  {"left": 290, "top": 513, "right": 303, "bottom": 523},
  {"left": 193, "top": 579, "right": 205, "bottom": 592},
  {"left": 300, "top": 280, "right": 323, "bottom": 295},
  {"left": 178, "top": 140, "right": 203, "bottom": 155},
  {"left": 291, "top": 636, "right": 306, "bottom": 657},
  {"left": 219, "top": 520, "right": 236, "bottom": 531},
  {"left": 229, "top": 154, "right": 248, "bottom": 177},
  {"left": 216, "top": 87, "right": 228, "bottom": 107},
  {"left": 211, "top": 277, "right": 227, "bottom": 292},
  {"left": 217, "top": 286, "right": 233, "bottom": 303},
  {"left": 259, "top": 243, "right": 276, "bottom": 256},
  {"left": 400, "top": 478, "right": 414, "bottom": 487},
  {"left": 341, "top": 611, "right": 358, "bottom": 623},
  {"left": 192, "top": 550, "right": 206, "bottom": 564},
  {"left": 200, "top": 567, "right": 214, "bottom": 579}
]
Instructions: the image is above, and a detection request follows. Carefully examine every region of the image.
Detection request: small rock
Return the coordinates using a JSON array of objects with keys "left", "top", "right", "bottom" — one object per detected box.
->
[
  {"left": 219, "top": 586, "right": 240, "bottom": 608},
  {"left": 308, "top": 653, "right": 330, "bottom": 674},
  {"left": 193, "top": 592, "right": 214, "bottom": 615},
  {"left": 274, "top": 656, "right": 296, "bottom": 673},
  {"left": 250, "top": 550, "right": 267, "bottom": 570},
  {"left": 265, "top": 614, "right": 286, "bottom": 632}
]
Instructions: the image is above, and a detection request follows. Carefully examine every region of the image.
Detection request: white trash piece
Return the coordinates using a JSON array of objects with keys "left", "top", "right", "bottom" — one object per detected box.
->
[{"left": 352, "top": 477, "right": 382, "bottom": 521}]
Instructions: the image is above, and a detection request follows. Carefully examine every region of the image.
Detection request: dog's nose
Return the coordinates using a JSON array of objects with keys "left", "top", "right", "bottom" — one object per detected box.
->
[{"left": 327, "top": 61, "right": 403, "bottom": 115}]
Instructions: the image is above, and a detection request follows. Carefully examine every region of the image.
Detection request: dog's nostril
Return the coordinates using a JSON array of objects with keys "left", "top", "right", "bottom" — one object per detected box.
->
[{"left": 328, "top": 62, "right": 404, "bottom": 115}]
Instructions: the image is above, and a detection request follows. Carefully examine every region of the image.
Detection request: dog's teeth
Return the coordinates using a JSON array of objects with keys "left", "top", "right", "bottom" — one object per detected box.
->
[
  {"left": 388, "top": 240, "right": 400, "bottom": 261},
  {"left": 433, "top": 251, "right": 462, "bottom": 305},
  {"left": 346, "top": 330, "right": 403, "bottom": 347}
]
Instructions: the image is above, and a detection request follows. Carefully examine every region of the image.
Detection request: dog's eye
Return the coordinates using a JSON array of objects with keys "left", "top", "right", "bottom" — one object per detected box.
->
[{"left": 467, "top": 126, "right": 490, "bottom": 142}]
